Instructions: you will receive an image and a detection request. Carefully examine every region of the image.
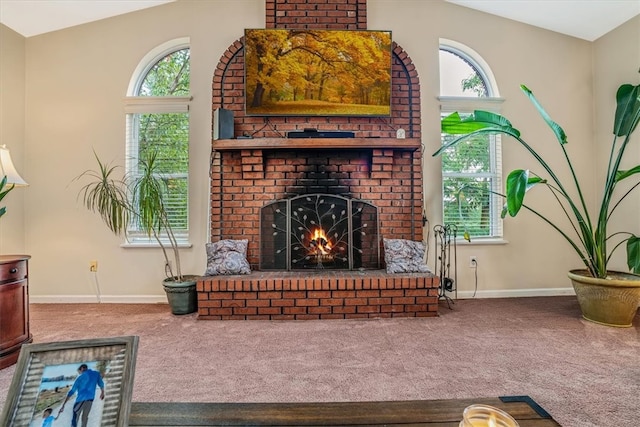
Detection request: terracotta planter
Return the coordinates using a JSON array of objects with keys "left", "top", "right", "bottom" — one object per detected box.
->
[
  {"left": 163, "top": 275, "right": 198, "bottom": 315},
  {"left": 568, "top": 269, "right": 640, "bottom": 328}
]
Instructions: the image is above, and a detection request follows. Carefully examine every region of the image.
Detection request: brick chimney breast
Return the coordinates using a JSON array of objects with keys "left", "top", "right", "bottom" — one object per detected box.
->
[{"left": 210, "top": 0, "right": 423, "bottom": 268}]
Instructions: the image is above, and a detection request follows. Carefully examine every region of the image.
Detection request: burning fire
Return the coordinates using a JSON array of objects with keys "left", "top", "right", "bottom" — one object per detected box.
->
[{"left": 309, "top": 228, "right": 333, "bottom": 255}]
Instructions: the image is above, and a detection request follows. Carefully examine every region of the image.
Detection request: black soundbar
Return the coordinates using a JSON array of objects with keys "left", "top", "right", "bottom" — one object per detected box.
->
[{"left": 287, "top": 130, "right": 355, "bottom": 139}]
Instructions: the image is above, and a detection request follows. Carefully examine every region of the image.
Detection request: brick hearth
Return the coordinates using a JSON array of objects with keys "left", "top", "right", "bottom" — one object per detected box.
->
[{"left": 197, "top": 271, "right": 438, "bottom": 320}]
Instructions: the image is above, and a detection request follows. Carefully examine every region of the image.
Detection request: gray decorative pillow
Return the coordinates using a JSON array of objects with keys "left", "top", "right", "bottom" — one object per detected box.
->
[
  {"left": 204, "top": 239, "right": 251, "bottom": 276},
  {"left": 383, "top": 238, "right": 431, "bottom": 274}
]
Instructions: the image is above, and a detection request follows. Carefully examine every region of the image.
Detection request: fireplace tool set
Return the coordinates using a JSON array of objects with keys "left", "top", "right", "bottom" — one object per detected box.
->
[{"left": 434, "top": 224, "right": 458, "bottom": 309}]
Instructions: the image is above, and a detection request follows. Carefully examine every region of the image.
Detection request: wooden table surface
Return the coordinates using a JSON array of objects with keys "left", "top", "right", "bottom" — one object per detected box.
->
[{"left": 129, "top": 395, "right": 561, "bottom": 426}]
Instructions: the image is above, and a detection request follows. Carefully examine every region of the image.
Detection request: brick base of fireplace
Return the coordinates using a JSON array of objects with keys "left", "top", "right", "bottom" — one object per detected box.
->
[{"left": 196, "top": 271, "right": 439, "bottom": 320}]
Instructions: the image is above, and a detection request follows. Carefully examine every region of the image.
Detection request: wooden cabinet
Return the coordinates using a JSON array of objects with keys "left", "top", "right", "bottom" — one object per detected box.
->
[{"left": 0, "top": 255, "right": 32, "bottom": 369}]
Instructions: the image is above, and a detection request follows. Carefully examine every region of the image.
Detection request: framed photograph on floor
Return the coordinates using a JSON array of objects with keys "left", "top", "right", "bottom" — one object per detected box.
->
[{"left": 0, "top": 336, "right": 139, "bottom": 427}]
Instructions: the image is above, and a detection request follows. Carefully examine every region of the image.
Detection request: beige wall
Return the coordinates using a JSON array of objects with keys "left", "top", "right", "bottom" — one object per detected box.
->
[
  {"left": 592, "top": 15, "right": 640, "bottom": 272},
  {"left": 22, "top": 0, "right": 264, "bottom": 300},
  {"left": 4, "top": 0, "right": 634, "bottom": 300},
  {"left": 0, "top": 24, "right": 27, "bottom": 254}
]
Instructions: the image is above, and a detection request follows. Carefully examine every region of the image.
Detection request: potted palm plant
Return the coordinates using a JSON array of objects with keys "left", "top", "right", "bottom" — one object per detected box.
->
[
  {"left": 76, "top": 150, "right": 197, "bottom": 315},
  {"left": 434, "top": 81, "right": 640, "bottom": 327}
]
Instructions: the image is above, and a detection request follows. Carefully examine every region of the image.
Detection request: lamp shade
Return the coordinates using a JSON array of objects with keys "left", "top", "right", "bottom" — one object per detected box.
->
[{"left": 0, "top": 145, "right": 28, "bottom": 186}]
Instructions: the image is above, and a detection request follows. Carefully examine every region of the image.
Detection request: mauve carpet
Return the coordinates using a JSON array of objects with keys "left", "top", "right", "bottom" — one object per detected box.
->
[{"left": 1, "top": 297, "right": 638, "bottom": 427}]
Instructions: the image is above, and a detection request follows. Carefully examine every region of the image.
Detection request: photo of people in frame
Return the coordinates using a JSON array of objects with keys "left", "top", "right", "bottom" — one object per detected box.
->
[
  {"left": 1, "top": 337, "right": 138, "bottom": 427},
  {"left": 30, "top": 361, "right": 109, "bottom": 427}
]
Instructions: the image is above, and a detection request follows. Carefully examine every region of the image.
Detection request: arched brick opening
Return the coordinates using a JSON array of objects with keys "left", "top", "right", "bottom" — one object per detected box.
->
[{"left": 212, "top": 40, "right": 421, "bottom": 139}]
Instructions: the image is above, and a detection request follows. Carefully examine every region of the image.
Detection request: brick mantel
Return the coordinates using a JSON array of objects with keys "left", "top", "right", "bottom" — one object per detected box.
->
[{"left": 212, "top": 137, "right": 421, "bottom": 151}]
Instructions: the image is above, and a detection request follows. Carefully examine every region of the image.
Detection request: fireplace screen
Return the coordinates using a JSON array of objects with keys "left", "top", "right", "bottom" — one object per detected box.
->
[{"left": 260, "top": 194, "right": 380, "bottom": 270}]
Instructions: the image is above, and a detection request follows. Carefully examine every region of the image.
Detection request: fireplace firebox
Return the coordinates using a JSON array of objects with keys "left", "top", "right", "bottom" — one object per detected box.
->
[{"left": 260, "top": 194, "right": 380, "bottom": 271}]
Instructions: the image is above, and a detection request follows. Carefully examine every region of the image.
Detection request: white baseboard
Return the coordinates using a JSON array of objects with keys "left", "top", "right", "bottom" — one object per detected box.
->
[
  {"left": 31, "top": 295, "right": 168, "bottom": 304},
  {"left": 453, "top": 287, "right": 576, "bottom": 299},
  {"left": 31, "top": 288, "right": 576, "bottom": 304}
]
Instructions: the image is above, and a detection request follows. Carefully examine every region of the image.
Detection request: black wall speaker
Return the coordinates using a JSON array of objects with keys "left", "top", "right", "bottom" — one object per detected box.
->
[{"left": 213, "top": 108, "right": 234, "bottom": 140}]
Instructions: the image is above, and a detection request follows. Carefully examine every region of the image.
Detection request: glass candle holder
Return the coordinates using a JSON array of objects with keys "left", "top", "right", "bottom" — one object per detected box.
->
[{"left": 459, "top": 404, "right": 520, "bottom": 427}]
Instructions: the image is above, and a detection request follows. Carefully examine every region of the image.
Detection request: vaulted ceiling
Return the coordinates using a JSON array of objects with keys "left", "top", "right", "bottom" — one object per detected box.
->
[
  {"left": 446, "top": 0, "right": 640, "bottom": 41},
  {"left": 0, "top": 0, "right": 638, "bottom": 41}
]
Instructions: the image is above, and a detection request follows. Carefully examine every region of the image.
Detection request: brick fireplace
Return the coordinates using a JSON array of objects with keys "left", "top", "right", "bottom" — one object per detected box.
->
[{"left": 197, "top": 0, "right": 438, "bottom": 320}]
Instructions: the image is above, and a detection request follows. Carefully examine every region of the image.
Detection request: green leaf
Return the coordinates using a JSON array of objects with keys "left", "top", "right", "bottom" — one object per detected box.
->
[
  {"left": 627, "top": 236, "right": 640, "bottom": 274},
  {"left": 435, "top": 111, "right": 520, "bottom": 157},
  {"left": 615, "top": 165, "right": 640, "bottom": 182},
  {"left": 505, "top": 169, "right": 529, "bottom": 217},
  {"left": 76, "top": 153, "right": 130, "bottom": 236},
  {"left": 520, "top": 85, "right": 568, "bottom": 145},
  {"left": 614, "top": 83, "right": 640, "bottom": 137},
  {"left": 0, "top": 188, "right": 15, "bottom": 203},
  {"left": 133, "top": 149, "right": 170, "bottom": 238},
  {"left": 503, "top": 169, "right": 545, "bottom": 217},
  {"left": 0, "top": 175, "right": 15, "bottom": 216},
  {"left": 441, "top": 110, "right": 519, "bottom": 135}
]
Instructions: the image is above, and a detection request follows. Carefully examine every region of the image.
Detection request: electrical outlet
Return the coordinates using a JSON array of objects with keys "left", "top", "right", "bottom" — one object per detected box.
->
[
  {"left": 89, "top": 260, "right": 98, "bottom": 272},
  {"left": 469, "top": 256, "right": 477, "bottom": 268}
]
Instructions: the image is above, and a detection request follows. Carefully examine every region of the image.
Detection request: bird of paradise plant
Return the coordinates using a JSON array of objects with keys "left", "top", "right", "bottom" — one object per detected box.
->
[{"left": 434, "top": 82, "right": 640, "bottom": 279}]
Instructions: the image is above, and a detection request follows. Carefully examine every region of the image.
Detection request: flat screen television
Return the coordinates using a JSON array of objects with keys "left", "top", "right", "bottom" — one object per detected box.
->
[{"left": 244, "top": 28, "right": 392, "bottom": 117}]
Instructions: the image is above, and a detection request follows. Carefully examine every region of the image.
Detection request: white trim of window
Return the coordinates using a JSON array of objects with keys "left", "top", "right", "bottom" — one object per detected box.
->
[
  {"left": 439, "top": 40, "right": 505, "bottom": 240},
  {"left": 439, "top": 38, "right": 500, "bottom": 97},
  {"left": 121, "top": 239, "right": 193, "bottom": 249},
  {"left": 438, "top": 96, "right": 504, "bottom": 114},
  {"left": 456, "top": 237, "right": 509, "bottom": 245},
  {"left": 124, "top": 111, "right": 190, "bottom": 246},
  {"left": 124, "top": 38, "right": 191, "bottom": 248},
  {"left": 123, "top": 97, "right": 191, "bottom": 113},
  {"left": 439, "top": 98, "right": 505, "bottom": 239},
  {"left": 440, "top": 131, "right": 504, "bottom": 240},
  {"left": 127, "top": 37, "right": 190, "bottom": 96}
]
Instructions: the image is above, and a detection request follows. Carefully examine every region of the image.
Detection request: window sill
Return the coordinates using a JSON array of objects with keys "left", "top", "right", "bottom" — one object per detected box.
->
[
  {"left": 121, "top": 242, "right": 193, "bottom": 249},
  {"left": 455, "top": 238, "right": 508, "bottom": 245}
]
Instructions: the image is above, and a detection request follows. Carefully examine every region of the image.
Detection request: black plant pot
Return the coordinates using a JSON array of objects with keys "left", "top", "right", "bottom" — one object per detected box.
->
[{"left": 163, "top": 275, "right": 198, "bottom": 315}]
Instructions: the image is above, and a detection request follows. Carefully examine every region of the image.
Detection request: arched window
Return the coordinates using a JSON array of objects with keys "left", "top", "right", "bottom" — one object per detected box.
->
[
  {"left": 124, "top": 38, "right": 191, "bottom": 245},
  {"left": 439, "top": 39, "right": 503, "bottom": 240}
]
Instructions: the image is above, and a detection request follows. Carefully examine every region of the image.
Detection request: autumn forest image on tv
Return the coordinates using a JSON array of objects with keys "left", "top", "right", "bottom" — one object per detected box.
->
[{"left": 245, "top": 29, "right": 392, "bottom": 116}]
